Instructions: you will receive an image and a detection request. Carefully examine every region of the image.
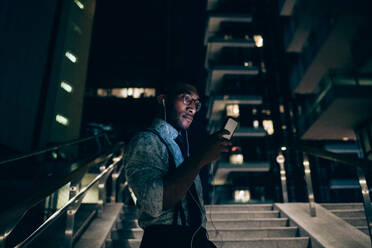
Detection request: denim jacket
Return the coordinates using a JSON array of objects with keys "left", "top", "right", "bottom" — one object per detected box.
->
[{"left": 124, "top": 118, "right": 206, "bottom": 228}]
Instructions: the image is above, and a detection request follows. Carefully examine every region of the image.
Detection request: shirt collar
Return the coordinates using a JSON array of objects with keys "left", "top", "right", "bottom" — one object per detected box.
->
[{"left": 151, "top": 118, "right": 179, "bottom": 140}]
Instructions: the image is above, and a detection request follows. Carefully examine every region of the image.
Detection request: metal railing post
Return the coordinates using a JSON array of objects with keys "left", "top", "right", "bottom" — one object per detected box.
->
[
  {"left": 98, "top": 165, "right": 106, "bottom": 217},
  {"left": 276, "top": 152, "right": 288, "bottom": 203},
  {"left": 65, "top": 185, "right": 77, "bottom": 248},
  {"left": 111, "top": 172, "right": 119, "bottom": 202},
  {"left": 356, "top": 167, "right": 372, "bottom": 244},
  {"left": 110, "top": 153, "right": 124, "bottom": 202},
  {"left": 303, "top": 153, "right": 316, "bottom": 217}
]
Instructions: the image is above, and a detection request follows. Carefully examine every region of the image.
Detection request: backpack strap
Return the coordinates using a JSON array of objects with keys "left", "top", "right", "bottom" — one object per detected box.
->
[{"left": 145, "top": 129, "right": 186, "bottom": 226}]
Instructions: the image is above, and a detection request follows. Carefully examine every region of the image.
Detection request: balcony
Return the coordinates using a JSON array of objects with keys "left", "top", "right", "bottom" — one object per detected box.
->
[
  {"left": 234, "top": 127, "right": 266, "bottom": 137},
  {"left": 282, "top": 0, "right": 329, "bottom": 52},
  {"left": 298, "top": 74, "right": 372, "bottom": 140},
  {"left": 205, "top": 38, "right": 256, "bottom": 69},
  {"left": 204, "top": 13, "right": 253, "bottom": 45},
  {"left": 206, "top": 67, "right": 261, "bottom": 95},
  {"left": 290, "top": 15, "right": 367, "bottom": 94},
  {"left": 207, "top": 95, "right": 263, "bottom": 129},
  {"left": 212, "top": 162, "right": 271, "bottom": 185},
  {"left": 207, "top": 0, "right": 259, "bottom": 13},
  {"left": 278, "top": 0, "right": 297, "bottom": 16}
]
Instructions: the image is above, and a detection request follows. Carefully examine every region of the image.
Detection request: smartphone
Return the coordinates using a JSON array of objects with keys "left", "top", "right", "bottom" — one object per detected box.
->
[{"left": 222, "top": 117, "right": 239, "bottom": 140}]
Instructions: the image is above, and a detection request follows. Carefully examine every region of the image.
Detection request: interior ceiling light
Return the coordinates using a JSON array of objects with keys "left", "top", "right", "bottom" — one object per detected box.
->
[
  {"left": 234, "top": 190, "right": 250, "bottom": 202},
  {"left": 61, "top": 81, "right": 73, "bottom": 93},
  {"left": 263, "top": 120, "right": 274, "bottom": 135},
  {"left": 226, "top": 104, "right": 240, "bottom": 117},
  {"left": 253, "top": 120, "right": 259, "bottom": 128},
  {"left": 56, "top": 114, "right": 69, "bottom": 126},
  {"left": 73, "top": 0, "right": 85, "bottom": 9},
  {"left": 65, "top": 51, "right": 77, "bottom": 63},
  {"left": 253, "top": 35, "right": 263, "bottom": 47},
  {"left": 230, "top": 154, "right": 244, "bottom": 164}
]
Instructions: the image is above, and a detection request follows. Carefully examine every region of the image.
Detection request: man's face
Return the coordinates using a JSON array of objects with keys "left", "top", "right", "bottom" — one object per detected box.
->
[{"left": 171, "top": 91, "right": 200, "bottom": 130}]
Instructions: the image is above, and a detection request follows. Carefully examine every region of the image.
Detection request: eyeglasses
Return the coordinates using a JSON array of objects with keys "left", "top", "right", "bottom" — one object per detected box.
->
[{"left": 182, "top": 94, "right": 202, "bottom": 112}]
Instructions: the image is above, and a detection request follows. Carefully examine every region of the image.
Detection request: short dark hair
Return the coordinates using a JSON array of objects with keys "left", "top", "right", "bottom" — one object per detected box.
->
[{"left": 158, "top": 83, "right": 199, "bottom": 101}]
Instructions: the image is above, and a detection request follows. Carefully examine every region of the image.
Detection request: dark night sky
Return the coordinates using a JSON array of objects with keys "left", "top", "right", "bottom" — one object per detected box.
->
[{"left": 87, "top": 0, "right": 207, "bottom": 91}]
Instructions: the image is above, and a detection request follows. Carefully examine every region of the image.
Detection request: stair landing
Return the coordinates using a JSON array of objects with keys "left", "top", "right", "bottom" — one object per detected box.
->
[{"left": 275, "top": 203, "right": 371, "bottom": 248}]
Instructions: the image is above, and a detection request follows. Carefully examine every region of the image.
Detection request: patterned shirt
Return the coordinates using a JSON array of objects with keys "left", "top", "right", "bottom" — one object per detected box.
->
[{"left": 124, "top": 118, "right": 207, "bottom": 228}]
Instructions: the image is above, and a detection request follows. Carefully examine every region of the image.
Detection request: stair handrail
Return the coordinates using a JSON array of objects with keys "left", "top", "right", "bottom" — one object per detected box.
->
[
  {"left": 287, "top": 143, "right": 372, "bottom": 169},
  {"left": 280, "top": 142, "right": 372, "bottom": 244},
  {"left": 13, "top": 147, "right": 124, "bottom": 247},
  {"left": 0, "top": 132, "right": 108, "bottom": 166},
  {"left": 0, "top": 140, "right": 123, "bottom": 248}
]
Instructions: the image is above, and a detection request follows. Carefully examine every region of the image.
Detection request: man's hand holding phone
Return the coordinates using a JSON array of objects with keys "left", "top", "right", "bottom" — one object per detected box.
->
[{"left": 196, "top": 130, "right": 232, "bottom": 167}]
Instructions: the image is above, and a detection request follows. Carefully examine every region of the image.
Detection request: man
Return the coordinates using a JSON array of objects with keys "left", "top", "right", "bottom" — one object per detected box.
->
[{"left": 124, "top": 83, "right": 231, "bottom": 247}]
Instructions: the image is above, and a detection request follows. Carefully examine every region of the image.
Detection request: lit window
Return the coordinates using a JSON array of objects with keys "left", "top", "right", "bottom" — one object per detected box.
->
[
  {"left": 111, "top": 89, "right": 123, "bottom": 98},
  {"left": 282, "top": 125, "right": 287, "bottom": 130},
  {"left": 65, "top": 51, "right": 77, "bottom": 63},
  {"left": 342, "top": 137, "right": 349, "bottom": 141},
  {"left": 281, "top": 146, "right": 287, "bottom": 151},
  {"left": 234, "top": 190, "right": 250, "bottom": 202},
  {"left": 73, "top": 0, "right": 84, "bottom": 9},
  {"left": 244, "top": 61, "right": 253, "bottom": 67},
  {"left": 263, "top": 120, "right": 274, "bottom": 135},
  {"left": 253, "top": 120, "right": 259, "bottom": 129},
  {"left": 61, "top": 81, "right": 73, "bottom": 93},
  {"left": 127, "top": 88, "right": 133, "bottom": 96},
  {"left": 226, "top": 104, "right": 240, "bottom": 117},
  {"left": 121, "top": 88, "right": 128, "bottom": 98},
  {"left": 253, "top": 35, "right": 263, "bottom": 47},
  {"left": 144, "top": 88, "right": 156, "bottom": 97},
  {"left": 252, "top": 108, "right": 257, "bottom": 115},
  {"left": 133, "top": 88, "right": 144, "bottom": 99},
  {"left": 279, "top": 105, "right": 285, "bottom": 113},
  {"left": 230, "top": 154, "right": 244, "bottom": 164},
  {"left": 97, "top": 89, "right": 108, "bottom": 97},
  {"left": 56, "top": 114, "right": 69, "bottom": 126},
  {"left": 224, "top": 34, "right": 232, "bottom": 40},
  {"left": 359, "top": 78, "right": 372, "bottom": 86}
]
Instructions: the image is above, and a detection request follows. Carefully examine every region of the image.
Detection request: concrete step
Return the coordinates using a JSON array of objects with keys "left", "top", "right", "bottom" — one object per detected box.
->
[
  {"left": 208, "top": 227, "right": 298, "bottom": 239},
  {"left": 206, "top": 218, "right": 289, "bottom": 229},
  {"left": 118, "top": 218, "right": 289, "bottom": 230},
  {"left": 205, "top": 204, "right": 273, "bottom": 212},
  {"left": 113, "top": 237, "right": 309, "bottom": 248},
  {"left": 330, "top": 209, "right": 366, "bottom": 218},
  {"left": 211, "top": 237, "right": 309, "bottom": 248},
  {"left": 206, "top": 211, "right": 280, "bottom": 219},
  {"left": 321, "top": 203, "right": 363, "bottom": 210},
  {"left": 115, "top": 226, "right": 298, "bottom": 240},
  {"left": 75, "top": 203, "right": 123, "bottom": 248},
  {"left": 356, "top": 226, "right": 369, "bottom": 235},
  {"left": 120, "top": 210, "right": 280, "bottom": 221},
  {"left": 343, "top": 217, "right": 368, "bottom": 227}
]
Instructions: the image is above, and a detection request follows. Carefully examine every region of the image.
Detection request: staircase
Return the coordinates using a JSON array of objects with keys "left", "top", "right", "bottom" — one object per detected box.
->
[
  {"left": 112, "top": 204, "right": 310, "bottom": 248},
  {"left": 321, "top": 203, "right": 369, "bottom": 235}
]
